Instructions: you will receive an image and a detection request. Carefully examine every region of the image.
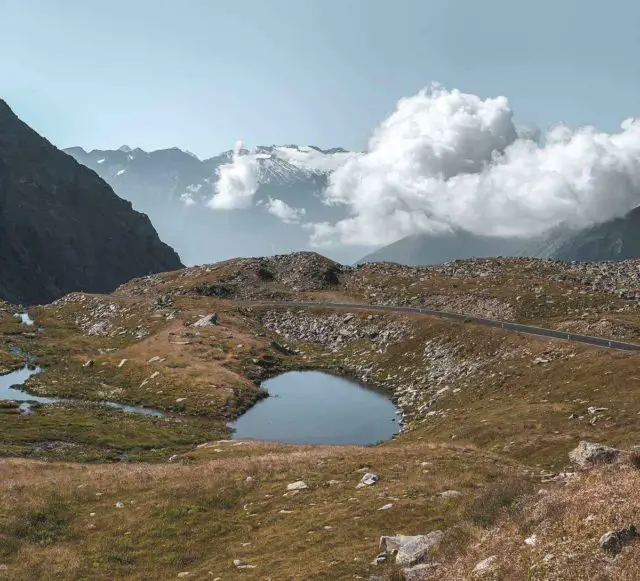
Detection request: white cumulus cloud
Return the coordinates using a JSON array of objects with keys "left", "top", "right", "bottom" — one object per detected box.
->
[
  {"left": 264, "top": 197, "right": 306, "bottom": 223},
  {"left": 208, "top": 141, "right": 259, "bottom": 210},
  {"left": 310, "top": 86, "right": 640, "bottom": 247}
]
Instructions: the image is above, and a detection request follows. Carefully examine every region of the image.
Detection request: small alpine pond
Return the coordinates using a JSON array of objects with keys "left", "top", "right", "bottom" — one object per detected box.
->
[{"left": 229, "top": 371, "right": 400, "bottom": 445}]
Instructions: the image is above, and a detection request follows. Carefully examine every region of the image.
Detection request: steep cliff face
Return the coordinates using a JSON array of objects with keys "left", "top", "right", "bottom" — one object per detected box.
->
[{"left": 0, "top": 99, "right": 183, "bottom": 305}]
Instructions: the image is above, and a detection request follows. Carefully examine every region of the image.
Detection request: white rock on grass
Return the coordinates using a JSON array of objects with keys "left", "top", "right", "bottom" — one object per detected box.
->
[
  {"left": 286, "top": 481, "right": 309, "bottom": 491},
  {"left": 233, "top": 559, "right": 256, "bottom": 570},
  {"left": 473, "top": 555, "right": 497, "bottom": 576},
  {"left": 524, "top": 534, "right": 538, "bottom": 546},
  {"left": 193, "top": 313, "right": 218, "bottom": 327},
  {"left": 360, "top": 473, "right": 379, "bottom": 486},
  {"left": 438, "top": 490, "right": 462, "bottom": 500},
  {"left": 379, "top": 532, "right": 444, "bottom": 567}
]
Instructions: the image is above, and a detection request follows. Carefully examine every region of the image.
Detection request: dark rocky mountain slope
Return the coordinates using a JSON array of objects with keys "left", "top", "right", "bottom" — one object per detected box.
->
[
  {"left": 0, "top": 99, "right": 183, "bottom": 305},
  {"left": 531, "top": 207, "right": 640, "bottom": 262}
]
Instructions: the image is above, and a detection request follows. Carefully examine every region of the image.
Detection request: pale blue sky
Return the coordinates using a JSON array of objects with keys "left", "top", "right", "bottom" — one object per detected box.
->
[{"left": 2, "top": 0, "right": 639, "bottom": 158}]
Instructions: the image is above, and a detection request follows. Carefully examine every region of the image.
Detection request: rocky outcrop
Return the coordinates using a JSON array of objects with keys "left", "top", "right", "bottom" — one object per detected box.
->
[
  {"left": 377, "top": 532, "right": 444, "bottom": 567},
  {"left": 0, "top": 99, "right": 182, "bottom": 305},
  {"left": 569, "top": 441, "right": 620, "bottom": 469},
  {"left": 599, "top": 525, "right": 639, "bottom": 555}
]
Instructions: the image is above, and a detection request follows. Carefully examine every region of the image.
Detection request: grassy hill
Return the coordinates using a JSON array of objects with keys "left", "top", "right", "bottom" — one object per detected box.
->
[{"left": 1, "top": 253, "right": 640, "bottom": 579}]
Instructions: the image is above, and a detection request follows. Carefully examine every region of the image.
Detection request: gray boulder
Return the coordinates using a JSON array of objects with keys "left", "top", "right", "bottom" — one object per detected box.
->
[
  {"left": 569, "top": 441, "right": 619, "bottom": 469},
  {"left": 379, "top": 531, "right": 444, "bottom": 566},
  {"left": 599, "top": 525, "right": 639, "bottom": 555},
  {"left": 192, "top": 313, "right": 218, "bottom": 327}
]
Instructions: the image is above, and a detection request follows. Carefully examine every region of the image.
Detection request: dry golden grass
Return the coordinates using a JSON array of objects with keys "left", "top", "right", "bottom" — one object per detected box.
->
[
  {"left": 0, "top": 441, "right": 526, "bottom": 580},
  {"left": 2, "top": 255, "right": 640, "bottom": 578},
  {"left": 437, "top": 462, "right": 640, "bottom": 580}
]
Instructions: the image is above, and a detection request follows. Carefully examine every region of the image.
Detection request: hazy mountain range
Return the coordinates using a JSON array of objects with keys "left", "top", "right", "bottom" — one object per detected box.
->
[
  {"left": 65, "top": 144, "right": 640, "bottom": 268},
  {"left": 64, "top": 144, "right": 370, "bottom": 266}
]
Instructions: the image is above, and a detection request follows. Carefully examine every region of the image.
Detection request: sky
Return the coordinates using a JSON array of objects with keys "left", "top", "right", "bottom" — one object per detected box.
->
[{"left": 2, "top": 0, "right": 640, "bottom": 159}]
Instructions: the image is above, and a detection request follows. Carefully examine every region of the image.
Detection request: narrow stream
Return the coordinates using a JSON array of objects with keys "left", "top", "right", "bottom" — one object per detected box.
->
[
  {"left": 0, "top": 365, "right": 164, "bottom": 417},
  {"left": 14, "top": 312, "right": 35, "bottom": 326}
]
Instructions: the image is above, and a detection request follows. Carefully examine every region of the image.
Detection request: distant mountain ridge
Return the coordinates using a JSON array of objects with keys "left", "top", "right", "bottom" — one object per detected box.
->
[
  {"left": 0, "top": 100, "right": 182, "bottom": 305},
  {"left": 66, "top": 143, "right": 640, "bottom": 268},
  {"left": 65, "top": 144, "right": 367, "bottom": 266},
  {"left": 358, "top": 209, "right": 640, "bottom": 266},
  {"left": 358, "top": 230, "right": 535, "bottom": 266}
]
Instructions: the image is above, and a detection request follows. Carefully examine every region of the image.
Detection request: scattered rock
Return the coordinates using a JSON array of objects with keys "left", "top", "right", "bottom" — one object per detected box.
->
[
  {"left": 438, "top": 490, "right": 462, "bottom": 500},
  {"left": 193, "top": 313, "right": 218, "bottom": 327},
  {"left": 233, "top": 558, "right": 256, "bottom": 570},
  {"left": 286, "top": 481, "right": 309, "bottom": 491},
  {"left": 524, "top": 534, "right": 538, "bottom": 547},
  {"left": 378, "top": 503, "right": 393, "bottom": 511},
  {"left": 361, "top": 473, "right": 379, "bottom": 486},
  {"left": 599, "top": 525, "right": 639, "bottom": 555},
  {"left": 379, "top": 532, "right": 443, "bottom": 567},
  {"left": 118, "top": 358, "right": 128, "bottom": 368},
  {"left": 569, "top": 441, "right": 619, "bottom": 469},
  {"left": 115, "top": 502, "right": 124, "bottom": 509},
  {"left": 82, "top": 359, "right": 94, "bottom": 368},
  {"left": 473, "top": 555, "right": 497, "bottom": 576}
]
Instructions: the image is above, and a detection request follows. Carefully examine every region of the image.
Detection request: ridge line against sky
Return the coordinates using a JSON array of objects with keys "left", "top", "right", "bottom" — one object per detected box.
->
[{"left": 2, "top": 0, "right": 640, "bottom": 158}]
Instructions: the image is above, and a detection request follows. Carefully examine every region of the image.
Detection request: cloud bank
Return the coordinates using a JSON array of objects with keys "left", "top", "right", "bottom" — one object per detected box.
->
[
  {"left": 209, "top": 87, "right": 640, "bottom": 249},
  {"left": 311, "top": 86, "right": 640, "bottom": 246},
  {"left": 208, "top": 141, "right": 259, "bottom": 210}
]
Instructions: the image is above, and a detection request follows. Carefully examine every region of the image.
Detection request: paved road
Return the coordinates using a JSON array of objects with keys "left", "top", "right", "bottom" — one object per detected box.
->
[{"left": 254, "top": 300, "right": 640, "bottom": 353}]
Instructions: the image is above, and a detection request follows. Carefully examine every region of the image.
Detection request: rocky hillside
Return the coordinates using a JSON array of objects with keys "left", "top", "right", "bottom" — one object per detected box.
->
[
  {"left": 0, "top": 100, "right": 183, "bottom": 305},
  {"left": 3, "top": 252, "right": 640, "bottom": 579},
  {"left": 65, "top": 144, "right": 369, "bottom": 265}
]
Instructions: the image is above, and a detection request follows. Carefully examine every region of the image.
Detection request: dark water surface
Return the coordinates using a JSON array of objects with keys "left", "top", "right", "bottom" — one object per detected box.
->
[{"left": 229, "top": 371, "right": 399, "bottom": 445}]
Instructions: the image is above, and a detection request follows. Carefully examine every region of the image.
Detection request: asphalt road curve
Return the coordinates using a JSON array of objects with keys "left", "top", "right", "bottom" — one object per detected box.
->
[{"left": 257, "top": 300, "right": 640, "bottom": 353}]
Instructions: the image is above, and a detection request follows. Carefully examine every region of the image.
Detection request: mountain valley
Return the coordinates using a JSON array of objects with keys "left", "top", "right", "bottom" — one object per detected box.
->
[{"left": 1, "top": 252, "right": 640, "bottom": 579}]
